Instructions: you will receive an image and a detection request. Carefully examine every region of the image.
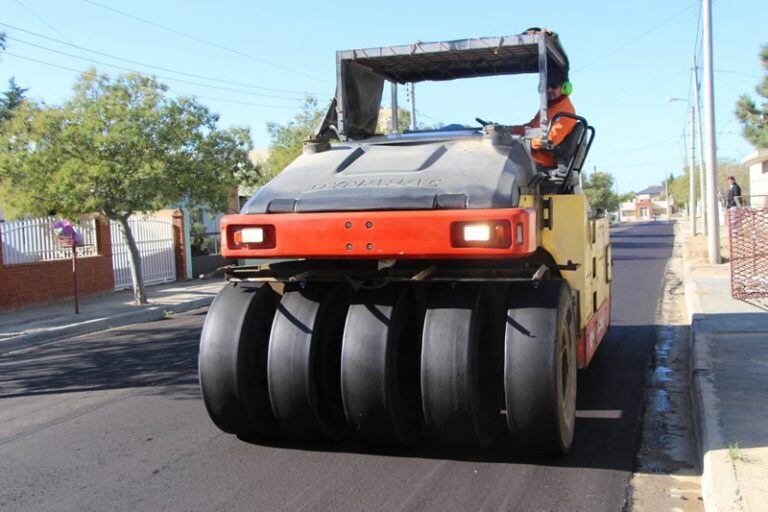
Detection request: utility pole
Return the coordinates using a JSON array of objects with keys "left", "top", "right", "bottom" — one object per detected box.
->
[
  {"left": 390, "top": 82, "right": 399, "bottom": 134},
  {"left": 692, "top": 57, "right": 707, "bottom": 231},
  {"left": 702, "top": 0, "right": 720, "bottom": 263},
  {"left": 409, "top": 83, "right": 417, "bottom": 131},
  {"left": 689, "top": 106, "right": 697, "bottom": 235}
]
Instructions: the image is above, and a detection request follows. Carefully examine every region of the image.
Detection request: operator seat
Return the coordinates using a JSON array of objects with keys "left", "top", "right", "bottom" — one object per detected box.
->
[
  {"left": 542, "top": 114, "right": 594, "bottom": 193},
  {"left": 552, "top": 122, "right": 586, "bottom": 186}
]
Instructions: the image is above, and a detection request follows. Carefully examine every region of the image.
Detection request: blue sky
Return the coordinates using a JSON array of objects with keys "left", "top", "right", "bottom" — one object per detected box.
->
[{"left": 1, "top": 0, "right": 766, "bottom": 194}]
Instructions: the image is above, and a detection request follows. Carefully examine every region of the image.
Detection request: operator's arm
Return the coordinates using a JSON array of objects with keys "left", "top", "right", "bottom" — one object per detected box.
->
[{"left": 510, "top": 111, "right": 540, "bottom": 136}]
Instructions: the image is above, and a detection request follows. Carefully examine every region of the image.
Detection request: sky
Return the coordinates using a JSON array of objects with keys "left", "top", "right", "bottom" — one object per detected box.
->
[{"left": 1, "top": 0, "right": 766, "bottom": 194}]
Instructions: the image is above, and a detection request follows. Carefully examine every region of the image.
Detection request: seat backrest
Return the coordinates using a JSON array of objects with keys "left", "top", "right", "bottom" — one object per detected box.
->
[{"left": 553, "top": 123, "right": 585, "bottom": 167}]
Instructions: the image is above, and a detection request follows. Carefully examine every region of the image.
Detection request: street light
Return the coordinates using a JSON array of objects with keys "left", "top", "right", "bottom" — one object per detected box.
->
[{"left": 668, "top": 97, "right": 698, "bottom": 235}]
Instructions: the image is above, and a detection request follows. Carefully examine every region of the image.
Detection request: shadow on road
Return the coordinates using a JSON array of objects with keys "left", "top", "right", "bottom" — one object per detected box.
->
[{"left": 0, "top": 317, "right": 201, "bottom": 400}]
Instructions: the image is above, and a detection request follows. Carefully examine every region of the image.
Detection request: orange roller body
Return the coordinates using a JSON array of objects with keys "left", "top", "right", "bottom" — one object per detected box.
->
[{"left": 221, "top": 208, "right": 538, "bottom": 260}]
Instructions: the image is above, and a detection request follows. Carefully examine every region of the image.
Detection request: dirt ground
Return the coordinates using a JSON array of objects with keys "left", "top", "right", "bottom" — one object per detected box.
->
[{"left": 683, "top": 230, "right": 731, "bottom": 266}]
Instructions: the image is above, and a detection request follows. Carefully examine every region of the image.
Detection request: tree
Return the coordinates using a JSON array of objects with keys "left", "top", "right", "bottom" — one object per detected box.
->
[
  {"left": 667, "top": 170, "right": 689, "bottom": 208},
  {"left": 264, "top": 96, "right": 325, "bottom": 179},
  {"left": 666, "top": 158, "right": 750, "bottom": 207},
  {"left": 582, "top": 171, "right": 620, "bottom": 212},
  {"left": 376, "top": 107, "right": 411, "bottom": 134},
  {"left": 0, "top": 78, "right": 28, "bottom": 125},
  {"left": 0, "top": 70, "right": 258, "bottom": 304},
  {"left": 736, "top": 44, "right": 768, "bottom": 148}
]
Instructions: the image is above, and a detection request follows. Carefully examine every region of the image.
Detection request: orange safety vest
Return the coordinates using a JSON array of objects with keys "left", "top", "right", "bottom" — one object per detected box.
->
[{"left": 525, "top": 95, "right": 577, "bottom": 168}]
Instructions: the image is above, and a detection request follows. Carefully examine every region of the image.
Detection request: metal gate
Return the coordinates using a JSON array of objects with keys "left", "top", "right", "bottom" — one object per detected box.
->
[
  {"left": 729, "top": 206, "right": 768, "bottom": 299},
  {"left": 110, "top": 215, "right": 176, "bottom": 290}
]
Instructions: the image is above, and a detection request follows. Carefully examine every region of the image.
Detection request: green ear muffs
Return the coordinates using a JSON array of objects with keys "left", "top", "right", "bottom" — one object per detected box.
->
[{"left": 538, "top": 80, "right": 573, "bottom": 95}]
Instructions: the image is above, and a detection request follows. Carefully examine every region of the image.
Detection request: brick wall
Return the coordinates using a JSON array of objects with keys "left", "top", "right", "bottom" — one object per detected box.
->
[{"left": 0, "top": 218, "right": 115, "bottom": 312}]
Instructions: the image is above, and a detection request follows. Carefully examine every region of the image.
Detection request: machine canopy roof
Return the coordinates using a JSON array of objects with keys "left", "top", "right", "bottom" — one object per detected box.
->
[
  {"left": 322, "top": 31, "right": 570, "bottom": 140},
  {"left": 337, "top": 32, "right": 569, "bottom": 83}
]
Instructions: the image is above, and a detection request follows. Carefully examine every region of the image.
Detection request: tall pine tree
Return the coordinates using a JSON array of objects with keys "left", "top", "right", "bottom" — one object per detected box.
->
[
  {"left": 0, "top": 78, "right": 28, "bottom": 124},
  {"left": 736, "top": 45, "right": 768, "bottom": 148}
]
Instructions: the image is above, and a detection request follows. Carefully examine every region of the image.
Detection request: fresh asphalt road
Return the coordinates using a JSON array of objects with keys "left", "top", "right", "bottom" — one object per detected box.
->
[{"left": 0, "top": 221, "right": 675, "bottom": 512}]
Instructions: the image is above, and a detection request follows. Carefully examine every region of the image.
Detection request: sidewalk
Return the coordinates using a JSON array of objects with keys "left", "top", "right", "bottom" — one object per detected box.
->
[
  {"left": 683, "top": 228, "right": 768, "bottom": 512},
  {"left": 0, "top": 279, "right": 226, "bottom": 354}
]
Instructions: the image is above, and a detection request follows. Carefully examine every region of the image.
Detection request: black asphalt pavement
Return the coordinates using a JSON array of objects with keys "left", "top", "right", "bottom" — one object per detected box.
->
[{"left": 0, "top": 221, "right": 675, "bottom": 512}]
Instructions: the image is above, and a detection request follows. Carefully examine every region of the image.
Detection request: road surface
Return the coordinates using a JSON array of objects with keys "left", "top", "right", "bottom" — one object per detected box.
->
[{"left": 0, "top": 221, "right": 674, "bottom": 512}]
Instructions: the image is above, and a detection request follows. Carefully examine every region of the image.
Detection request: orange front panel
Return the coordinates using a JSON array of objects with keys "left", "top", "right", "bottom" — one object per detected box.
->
[
  {"left": 221, "top": 208, "right": 537, "bottom": 259},
  {"left": 577, "top": 297, "right": 611, "bottom": 368}
]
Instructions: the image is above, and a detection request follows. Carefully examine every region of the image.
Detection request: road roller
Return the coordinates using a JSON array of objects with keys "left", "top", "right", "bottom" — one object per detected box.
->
[{"left": 199, "top": 29, "right": 611, "bottom": 455}]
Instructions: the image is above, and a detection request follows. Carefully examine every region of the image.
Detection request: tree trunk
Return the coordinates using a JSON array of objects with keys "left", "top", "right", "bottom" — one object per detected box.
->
[{"left": 115, "top": 215, "right": 147, "bottom": 304}]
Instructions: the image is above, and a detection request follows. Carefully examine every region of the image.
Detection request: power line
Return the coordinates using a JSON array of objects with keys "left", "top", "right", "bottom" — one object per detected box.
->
[
  {"left": 591, "top": 136, "right": 680, "bottom": 158},
  {"left": 593, "top": 158, "right": 682, "bottom": 170},
  {"left": 572, "top": 1, "right": 697, "bottom": 73},
  {"left": 2, "top": 52, "right": 300, "bottom": 110},
  {"left": 0, "top": 22, "right": 328, "bottom": 96},
  {"left": 5, "top": 36, "right": 308, "bottom": 102},
  {"left": 579, "top": 69, "right": 689, "bottom": 106},
  {"left": 13, "top": 0, "right": 76, "bottom": 45},
  {"left": 714, "top": 69, "right": 762, "bottom": 79},
  {"left": 82, "top": 0, "right": 332, "bottom": 84},
  {"left": 692, "top": 1, "right": 703, "bottom": 65}
]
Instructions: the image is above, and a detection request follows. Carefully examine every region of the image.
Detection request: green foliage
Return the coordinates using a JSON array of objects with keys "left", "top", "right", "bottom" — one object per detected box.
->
[
  {"left": 0, "top": 69, "right": 258, "bottom": 302},
  {"left": 0, "top": 31, "right": 6, "bottom": 50},
  {"left": 264, "top": 96, "right": 325, "bottom": 179},
  {"left": 582, "top": 171, "right": 620, "bottom": 212},
  {"left": 376, "top": 107, "right": 411, "bottom": 134},
  {"left": 0, "top": 70, "right": 258, "bottom": 219},
  {"left": 0, "top": 78, "right": 27, "bottom": 125},
  {"left": 667, "top": 171, "right": 689, "bottom": 208},
  {"left": 666, "top": 158, "right": 750, "bottom": 207},
  {"left": 619, "top": 191, "right": 637, "bottom": 203},
  {"left": 735, "top": 44, "right": 768, "bottom": 148}
]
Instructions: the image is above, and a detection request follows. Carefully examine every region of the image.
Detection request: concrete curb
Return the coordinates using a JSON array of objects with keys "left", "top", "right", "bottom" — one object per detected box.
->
[
  {"left": 682, "top": 230, "right": 745, "bottom": 512},
  {"left": 0, "top": 295, "right": 215, "bottom": 356}
]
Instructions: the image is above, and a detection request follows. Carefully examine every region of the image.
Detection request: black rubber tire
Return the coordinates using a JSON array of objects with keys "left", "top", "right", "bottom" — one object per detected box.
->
[
  {"left": 504, "top": 280, "right": 577, "bottom": 456},
  {"left": 341, "top": 285, "right": 423, "bottom": 445},
  {"left": 198, "top": 283, "right": 278, "bottom": 437},
  {"left": 267, "top": 286, "right": 350, "bottom": 441},
  {"left": 420, "top": 284, "right": 503, "bottom": 450}
]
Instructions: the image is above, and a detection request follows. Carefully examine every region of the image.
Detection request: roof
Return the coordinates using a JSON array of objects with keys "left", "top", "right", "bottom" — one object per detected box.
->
[
  {"left": 637, "top": 185, "right": 665, "bottom": 195},
  {"left": 741, "top": 148, "right": 768, "bottom": 166},
  {"left": 337, "top": 32, "right": 568, "bottom": 84}
]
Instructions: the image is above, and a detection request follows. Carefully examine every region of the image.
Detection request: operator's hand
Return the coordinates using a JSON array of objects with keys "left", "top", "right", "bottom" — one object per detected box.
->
[{"left": 530, "top": 137, "right": 544, "bottom": 150}]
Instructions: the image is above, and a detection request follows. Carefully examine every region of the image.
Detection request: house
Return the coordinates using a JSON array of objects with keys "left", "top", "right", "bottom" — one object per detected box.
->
[
  {"left": 619, "top": 185, "right": 674, "bottom": 221},
  {"left": 742, "top": 148, "right": 768, "bottom": 208}
]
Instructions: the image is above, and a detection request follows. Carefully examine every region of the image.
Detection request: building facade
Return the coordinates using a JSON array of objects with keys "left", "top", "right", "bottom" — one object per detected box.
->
[{"left": 619, "top": 185, "right": 675, "bottom": 221}]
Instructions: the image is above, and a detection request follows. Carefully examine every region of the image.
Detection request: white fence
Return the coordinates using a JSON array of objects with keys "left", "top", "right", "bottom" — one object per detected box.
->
[
  {"left": 110, "top": 215, "right": 176, "bottom": 289},
  {"left": 0, "top": 216, "right": 98, "bottom": 266}
]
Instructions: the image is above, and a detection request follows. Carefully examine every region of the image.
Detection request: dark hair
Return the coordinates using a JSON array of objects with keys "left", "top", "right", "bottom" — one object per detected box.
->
[
  {"left": 728, "top": 176, "right": 736, "bottom": 181},
  {"left": 548, "top": 67, "right": 568, "bottom": 87}
]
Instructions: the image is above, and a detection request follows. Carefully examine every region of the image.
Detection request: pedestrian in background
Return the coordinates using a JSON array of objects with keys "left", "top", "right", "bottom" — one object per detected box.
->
[{"left": 726, "top": 176, "right": 742, "bottom": 208}]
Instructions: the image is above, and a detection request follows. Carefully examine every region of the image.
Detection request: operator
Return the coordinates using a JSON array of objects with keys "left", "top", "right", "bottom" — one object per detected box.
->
[{"left": 511, "top": 68, "right": 577, "bottom": 170}]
